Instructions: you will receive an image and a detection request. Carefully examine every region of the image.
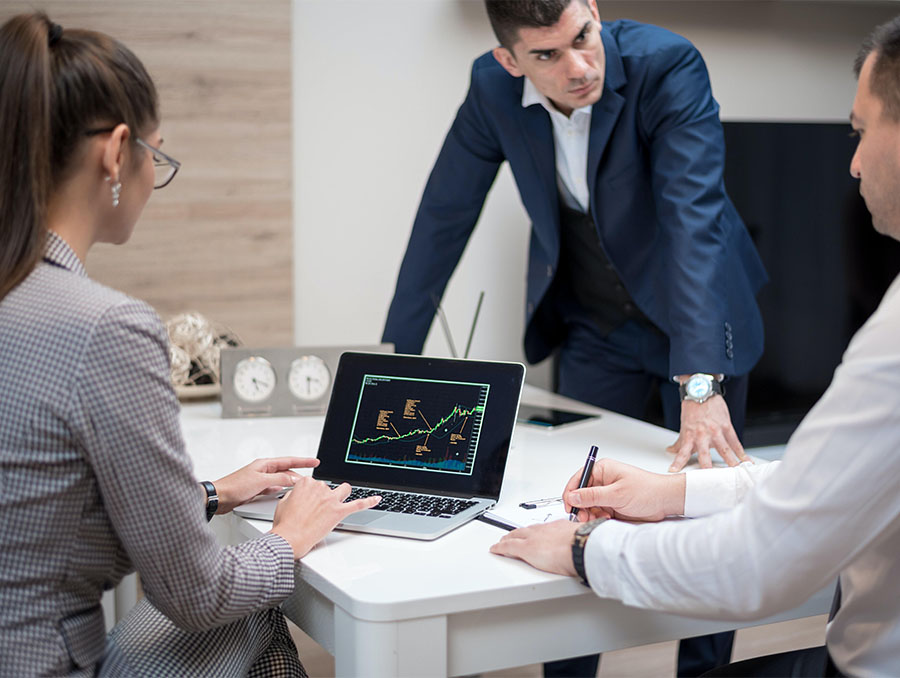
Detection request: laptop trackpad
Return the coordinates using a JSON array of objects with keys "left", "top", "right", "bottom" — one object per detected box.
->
[{"left": 341, "top": 511, "right": 385, "bottom": 526}]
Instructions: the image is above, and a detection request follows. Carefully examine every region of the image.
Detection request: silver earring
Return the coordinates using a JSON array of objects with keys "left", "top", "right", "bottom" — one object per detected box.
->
[{"left": 105, "top": 175, "right": 121, "bottom": 208}]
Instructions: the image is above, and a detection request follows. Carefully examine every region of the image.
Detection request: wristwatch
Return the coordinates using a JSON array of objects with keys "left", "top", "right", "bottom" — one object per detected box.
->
[
  {"left": 679, "top": 373, "right": 724, "bottom": 404},
  {"left": 201, "top": 481, "right": 218, "bottom": 521},
  {"left": 572, "top": 518, "right": 607, "bottom": 586}
]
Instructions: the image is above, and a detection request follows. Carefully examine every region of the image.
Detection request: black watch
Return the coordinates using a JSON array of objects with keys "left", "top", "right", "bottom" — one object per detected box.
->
[
  {"left": 201, "top": 481, "right": 218, "bottom": 521},
  {"left": 572, "top": 518, "right": 607, "bottom": 586}
]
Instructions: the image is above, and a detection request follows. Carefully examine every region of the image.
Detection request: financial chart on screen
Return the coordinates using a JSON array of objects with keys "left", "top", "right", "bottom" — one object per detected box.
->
[{"left": 346, "top": 375, "right": 489, "bottom": 475}]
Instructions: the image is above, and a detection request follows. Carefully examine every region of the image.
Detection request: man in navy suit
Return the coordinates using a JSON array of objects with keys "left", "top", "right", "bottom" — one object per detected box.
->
[{"left": 383, "top": 2, "right": 767, "bottom": 672}]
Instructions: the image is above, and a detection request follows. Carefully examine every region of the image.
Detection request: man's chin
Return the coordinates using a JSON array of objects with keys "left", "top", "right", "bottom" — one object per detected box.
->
[
  {"left": 871, "top": 216, "right": 893, "bottom": 238},
  {"left": 565, "top": 89, "right": 601, "bottom": 111}
]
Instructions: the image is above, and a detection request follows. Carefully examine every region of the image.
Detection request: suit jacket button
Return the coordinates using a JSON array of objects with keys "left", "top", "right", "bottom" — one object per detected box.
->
[
  {"left": 528, "top": 302, "right": 535, "bottom": 314},
  {"left": 547, "top": 265, "right": 553, "bottom": 277}
]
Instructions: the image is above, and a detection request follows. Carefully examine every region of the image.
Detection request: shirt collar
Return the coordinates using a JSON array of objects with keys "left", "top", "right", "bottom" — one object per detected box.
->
[
  {"left": 521, "top": 77, "right": 593, "bottom": 120},
  {"left": 44, "top": 231, "right": 87, "bottom": 277}
]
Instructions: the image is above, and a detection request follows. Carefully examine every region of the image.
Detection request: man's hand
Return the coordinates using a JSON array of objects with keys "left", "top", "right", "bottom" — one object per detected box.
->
[
  {"left": 212, "top": 456, "right": 319, "bottom": 514},
  {"left": 666, "top": 396, "right": 749, "bottom": 472},
  {"left": 489, "top": 520, "right": 579, "bottom": 576},
  {"left": 564, "top": 458, "right": 685, "bottom": 522},
  {"left": 271, "top": 478, "right": 381, "bottom": 559}
]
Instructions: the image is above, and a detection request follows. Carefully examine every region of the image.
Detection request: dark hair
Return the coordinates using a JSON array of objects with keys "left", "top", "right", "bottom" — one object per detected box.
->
[
  {"left": 855, "top": 15, "right": 900, "bottom": 122},
  {"left": 0, "top": 12, "right": 158, "bottom": 300},
  {"left": 485, "top": 0, "right": 588, "bottom": 49}
]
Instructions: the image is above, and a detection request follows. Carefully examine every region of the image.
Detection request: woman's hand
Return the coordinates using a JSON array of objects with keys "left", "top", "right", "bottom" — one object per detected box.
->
[
  {"left": 212, "top": 456, "right": 319, "bottom": 514},
  {"left": 564, "top": 458, "right": 685, "bottom": 522},
  {"left": 270, "top": 478, "right": 381, "bottom": 559}
]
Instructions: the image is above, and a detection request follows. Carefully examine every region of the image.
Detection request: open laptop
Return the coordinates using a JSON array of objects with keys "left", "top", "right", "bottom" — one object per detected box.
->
[{"left": 235, "top": 352, "right": 525, "bottom": 540}]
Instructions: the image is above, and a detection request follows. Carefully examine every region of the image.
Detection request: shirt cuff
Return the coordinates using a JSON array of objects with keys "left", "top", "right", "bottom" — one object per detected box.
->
[
  {"left": 683, "top": 464, "right": 752, "bottom": 517},
  {"left": 256, "top": 532, "right": 297, "bottom": 600},
  {"left": 582, "top": 519, "right": 634, "bottom": 600}
]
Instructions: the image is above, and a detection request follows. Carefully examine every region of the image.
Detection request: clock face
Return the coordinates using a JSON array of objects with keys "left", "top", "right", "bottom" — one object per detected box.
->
[
  {"left": 686, "top": 376, "right": 712, "bottom": 400},
  {"left": 232, "top": 357, "right": 277, "bottom": 403},
  {"left": 288, "top": 355, "right": 331, "bottom": 402}
]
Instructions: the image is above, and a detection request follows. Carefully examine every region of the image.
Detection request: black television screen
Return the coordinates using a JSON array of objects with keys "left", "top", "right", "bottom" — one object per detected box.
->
[{"left": 722, "top": 121, "right": 900, "bottom": 445}]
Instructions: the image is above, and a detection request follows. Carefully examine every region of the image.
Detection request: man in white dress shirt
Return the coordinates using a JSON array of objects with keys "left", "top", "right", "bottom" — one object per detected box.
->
[{"left": 491, "top": 16, "right": 900, "bottom": 677}]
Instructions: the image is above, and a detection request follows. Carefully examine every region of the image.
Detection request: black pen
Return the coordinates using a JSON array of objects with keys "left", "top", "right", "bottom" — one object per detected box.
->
[{"left": 569, "top": 445, "right": 598, "bottom": 522}]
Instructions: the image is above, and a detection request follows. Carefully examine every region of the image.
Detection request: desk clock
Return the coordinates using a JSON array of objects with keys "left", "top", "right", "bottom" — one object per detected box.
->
[{"left": 219, "top": 343, "right": 393, "bottom": 418}]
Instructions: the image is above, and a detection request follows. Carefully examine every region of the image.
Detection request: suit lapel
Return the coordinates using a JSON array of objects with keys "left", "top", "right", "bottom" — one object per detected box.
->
[
  {"left": 587, "top": 26, "right": 627, "bottom": 214},
  {"left": 519, "top": 101, "right": 560, "bottom": 261}
]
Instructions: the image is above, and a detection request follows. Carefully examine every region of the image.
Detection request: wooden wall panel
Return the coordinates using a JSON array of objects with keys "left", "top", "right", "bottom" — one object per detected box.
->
[{"left": 2, "top": 0, "right": 293, "bottom": 346}]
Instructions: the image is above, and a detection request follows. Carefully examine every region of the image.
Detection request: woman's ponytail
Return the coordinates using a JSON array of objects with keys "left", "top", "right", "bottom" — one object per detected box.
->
[
  {"left": 0, "top": 12, "right": 158, "bottom": 300},
  {"left": 0, "top": 12, "right": 55, "bottom": 300}
]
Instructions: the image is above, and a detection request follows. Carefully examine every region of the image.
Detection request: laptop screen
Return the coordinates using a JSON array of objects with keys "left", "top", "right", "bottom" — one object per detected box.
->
[{"left": 314, "top": 352, "right": 524, "bottom": 499}]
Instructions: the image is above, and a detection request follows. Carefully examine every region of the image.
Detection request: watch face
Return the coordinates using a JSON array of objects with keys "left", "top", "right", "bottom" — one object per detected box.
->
[
  {"left": 288, "top": 355, "right": 331, "bottom": 402},
  {"left": 232, "top": 357, "right": 277, "bottom": 403},
  {"left": 685, "top": 375, "right": 713, "bottom": 400}
]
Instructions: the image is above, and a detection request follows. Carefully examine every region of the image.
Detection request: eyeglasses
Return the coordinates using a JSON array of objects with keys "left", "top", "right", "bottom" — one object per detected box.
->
[
  {"left": 84, "top": 127, "right": 181, "bottom": 189},
  {"left": 135, "top": 138, "right": 181, "bottom": 189}
]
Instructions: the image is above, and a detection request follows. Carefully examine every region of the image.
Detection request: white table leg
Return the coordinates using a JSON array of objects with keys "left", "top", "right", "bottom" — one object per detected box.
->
[{"left": 334, "top": 607, "right": 448, "bottom": 677}]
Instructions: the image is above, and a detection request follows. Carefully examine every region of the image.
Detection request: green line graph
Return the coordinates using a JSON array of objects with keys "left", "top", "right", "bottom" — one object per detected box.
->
[
  {"left": 351, "top": 403, "right": 482, "bottom": 445},
  {"left": 346, "top": 375, "right": 489, "bottom": 475}
]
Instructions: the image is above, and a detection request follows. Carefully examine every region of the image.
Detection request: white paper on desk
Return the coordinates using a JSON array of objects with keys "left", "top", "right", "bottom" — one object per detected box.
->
[{"left": 485, "top": 501, "right": 570, "bottom": 529}]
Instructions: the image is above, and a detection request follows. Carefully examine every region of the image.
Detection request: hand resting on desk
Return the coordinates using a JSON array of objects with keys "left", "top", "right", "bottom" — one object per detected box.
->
[
  {"left": 490, "top": 459, "right": 685, "bottom": 576},
  {"left": 667, "top": 396, "right": 750, "bottom": 472}
]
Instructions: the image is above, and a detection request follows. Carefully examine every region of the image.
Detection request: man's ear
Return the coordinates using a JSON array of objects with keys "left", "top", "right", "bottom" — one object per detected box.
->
[
  {"left": 101, "top": 123, "right": 131, "bottom": 182},
  {"left": 492, "top": 46, "right": 523, "bottom": 78}
]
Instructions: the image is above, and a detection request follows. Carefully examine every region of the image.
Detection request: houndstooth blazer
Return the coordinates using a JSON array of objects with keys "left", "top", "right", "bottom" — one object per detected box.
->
[{"left": 0, "top": 233, "right": 296, "bottom": 676}]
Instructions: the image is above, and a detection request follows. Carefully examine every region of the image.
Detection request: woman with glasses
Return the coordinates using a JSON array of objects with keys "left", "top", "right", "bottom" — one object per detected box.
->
[{"left": 0, "top": 12, "right": 379, "bottom": 676}]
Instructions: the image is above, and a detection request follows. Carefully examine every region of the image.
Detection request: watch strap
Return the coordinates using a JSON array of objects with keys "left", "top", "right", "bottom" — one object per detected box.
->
[
  {"left": 572, "top": 518, "right": 607, "bottom": 586},
  {"left": 201, "top": 480, "right": 218, "bottom": 521}
]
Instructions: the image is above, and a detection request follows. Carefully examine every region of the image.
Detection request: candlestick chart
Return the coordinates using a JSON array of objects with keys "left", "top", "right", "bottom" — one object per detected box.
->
[{"left": 346, "top": 374, "right": 489, "bottom": 475}]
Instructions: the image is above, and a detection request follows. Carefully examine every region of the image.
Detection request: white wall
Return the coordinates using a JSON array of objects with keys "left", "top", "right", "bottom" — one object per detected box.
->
[
  {"left": 293, "top": 0, "right": 529, "bottom": 368},
  {"left": 293, "top": 1, "right": 897, "bottom": 387}
]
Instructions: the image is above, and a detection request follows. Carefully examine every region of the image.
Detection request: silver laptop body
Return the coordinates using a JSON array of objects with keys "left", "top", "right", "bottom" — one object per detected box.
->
[{"left": 235, "top": 352, "right": 524, "bottom": 540}]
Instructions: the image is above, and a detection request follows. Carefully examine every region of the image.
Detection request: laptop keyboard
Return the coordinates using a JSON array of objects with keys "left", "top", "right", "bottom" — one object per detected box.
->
[{"left": 334, "top": 485, "right": 477, "bottom": 519}]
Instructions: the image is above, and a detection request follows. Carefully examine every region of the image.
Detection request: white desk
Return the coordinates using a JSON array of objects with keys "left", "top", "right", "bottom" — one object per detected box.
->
[{"left": 181, "top": 385, "right": 831, "bottom": 677}]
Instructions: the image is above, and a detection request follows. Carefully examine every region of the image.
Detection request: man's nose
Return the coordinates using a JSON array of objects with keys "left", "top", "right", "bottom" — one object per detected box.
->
[
  {"left": 850, "top": 146, "right": 862, "bottom": 180},
  {"left": 563, "top": 49, "right": 589, "bottom": 80}
]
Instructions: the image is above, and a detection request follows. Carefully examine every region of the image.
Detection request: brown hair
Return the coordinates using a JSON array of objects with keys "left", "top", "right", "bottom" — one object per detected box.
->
[
  {"left": 0, "top": 12, "right": 158, "bottom": 300},
  {"left": 485, "top": 0, "right": 588, "bottom": 49},
  {"left": 855, "top": 15, "right": 900, "bottom": 122}
]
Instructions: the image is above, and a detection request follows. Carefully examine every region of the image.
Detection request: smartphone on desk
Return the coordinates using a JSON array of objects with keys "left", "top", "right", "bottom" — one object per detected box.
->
[{"left": 516, "top": 404, "right": 598, "bottom": 429}]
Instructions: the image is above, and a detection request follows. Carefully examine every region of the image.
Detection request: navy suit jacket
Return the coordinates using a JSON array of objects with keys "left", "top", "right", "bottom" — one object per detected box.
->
[{"left": 383, "top": 20, "right": 767, "bottom": 378}]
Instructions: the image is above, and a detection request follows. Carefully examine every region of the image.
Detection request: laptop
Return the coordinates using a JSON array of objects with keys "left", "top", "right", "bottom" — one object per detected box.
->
[{"left": 235, "top": 351, "right": 524, "bottom": 540}]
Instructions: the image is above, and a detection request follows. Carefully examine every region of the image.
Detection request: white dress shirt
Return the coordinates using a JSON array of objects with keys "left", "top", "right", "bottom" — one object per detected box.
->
[
  {"left": 522, "top": 78, "right": 592, "bottom": 213},
  {"left": 585, "top": 272, "right": 900, "bottom": 677}
]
